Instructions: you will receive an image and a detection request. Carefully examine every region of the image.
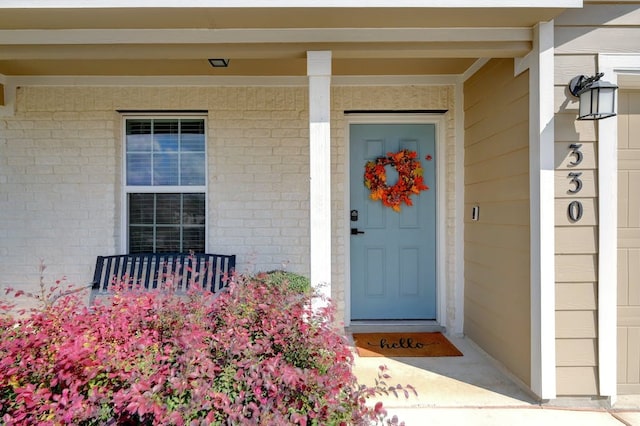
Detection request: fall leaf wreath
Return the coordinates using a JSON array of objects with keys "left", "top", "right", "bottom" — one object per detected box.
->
[{"left": 364, "top": 149, "right": 429, "bottom": 212}]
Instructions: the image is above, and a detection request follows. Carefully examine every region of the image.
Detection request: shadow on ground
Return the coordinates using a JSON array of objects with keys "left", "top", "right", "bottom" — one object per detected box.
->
[{"left": 350, "top": 335, "right": 537, "bottom": 408}]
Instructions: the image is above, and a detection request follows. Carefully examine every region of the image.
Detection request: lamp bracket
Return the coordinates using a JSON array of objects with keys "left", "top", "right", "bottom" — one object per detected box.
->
[{"left": 569, "top": 72, "right": 604, "bottom": 97}]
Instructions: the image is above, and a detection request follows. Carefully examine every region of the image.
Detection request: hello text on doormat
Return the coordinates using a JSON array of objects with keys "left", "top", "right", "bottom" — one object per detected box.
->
[{"left": 352, "top": 332, "right": 463, "bottom": 358}]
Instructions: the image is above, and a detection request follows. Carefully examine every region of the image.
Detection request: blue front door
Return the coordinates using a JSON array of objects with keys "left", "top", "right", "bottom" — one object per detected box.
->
[{"left": 350, "top": 123, "right": 436, "bottom": 320}]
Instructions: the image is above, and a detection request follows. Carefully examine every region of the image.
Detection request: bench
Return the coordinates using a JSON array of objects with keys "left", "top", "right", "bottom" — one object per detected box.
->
[{"left": 91, "top": 253, "right": 236, "bottom": 294}]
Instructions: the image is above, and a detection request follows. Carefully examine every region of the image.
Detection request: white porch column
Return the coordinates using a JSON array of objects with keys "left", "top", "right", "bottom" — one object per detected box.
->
[
  {"left": 596, "top": 59, "right": 618, "bottom": 401},
  {"left": 307, "top": 51, "right": 332, "bottom": 302},
  {"left": 528, "top": 21, "right": 556, "bottom": 399}
]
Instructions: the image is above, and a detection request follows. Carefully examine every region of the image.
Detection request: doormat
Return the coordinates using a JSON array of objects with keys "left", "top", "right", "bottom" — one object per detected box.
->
[{"left": 352, "top": 332, "right": 463, "bottom": 358}]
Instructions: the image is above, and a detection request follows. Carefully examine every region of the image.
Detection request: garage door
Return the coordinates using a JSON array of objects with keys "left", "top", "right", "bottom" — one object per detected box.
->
[{"left": 617, "top": 90, "right": 640, "bottom": 394}]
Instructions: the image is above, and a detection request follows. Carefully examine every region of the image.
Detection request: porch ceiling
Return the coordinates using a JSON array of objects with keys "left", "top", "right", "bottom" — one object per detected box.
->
[{"left": 0, "top": 7, "right": 570, "bottom": 77}]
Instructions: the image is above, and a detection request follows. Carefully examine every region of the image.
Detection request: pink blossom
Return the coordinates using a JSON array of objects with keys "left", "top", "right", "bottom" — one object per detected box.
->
[{"left": 0, "top": 272, "right": 411, "bottom": 425}]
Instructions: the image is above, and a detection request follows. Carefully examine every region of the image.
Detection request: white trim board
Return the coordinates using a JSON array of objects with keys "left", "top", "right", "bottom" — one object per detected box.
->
[
  {"left": 0, "top": 28, "right": 533, "bottom": 45},
  {"left": 529, "top": 20, "right": 556, "bottom": 400},
  {"left": 343, "top": 114, "right": 448, "bottom": 328},
  {"left": 463, "top": 58, "right": 491, "bottom": 82},
  {"left": 596, "top": 53, "right": 640, "bottom": 403},
  {"left": 453, "top": 76, "right": 465, "bottom": 336}
]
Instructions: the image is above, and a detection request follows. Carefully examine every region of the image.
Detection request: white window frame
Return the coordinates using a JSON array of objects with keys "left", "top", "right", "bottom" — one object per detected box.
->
[{"left": 120, "top": 114, "right": 208, "bottom": 253}]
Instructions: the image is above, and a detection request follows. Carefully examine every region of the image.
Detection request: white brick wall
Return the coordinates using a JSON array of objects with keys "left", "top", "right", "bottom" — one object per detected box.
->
[
  {"left": 1, "top": 84, "right": 459, "bottom": 327},
  {"left": 205, "top": 87, "right": 310, "bottom": 276},
  {"left": 0, "top": 101, "right": 119, "bottom": 305},
  {"left": 1, "top": 86, "right": 312, "bottom": 309}
]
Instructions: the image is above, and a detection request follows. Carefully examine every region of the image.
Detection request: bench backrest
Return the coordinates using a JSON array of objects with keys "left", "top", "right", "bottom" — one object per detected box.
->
[{"left": 92, "top": 253, "right": 236, "bottom": 294}]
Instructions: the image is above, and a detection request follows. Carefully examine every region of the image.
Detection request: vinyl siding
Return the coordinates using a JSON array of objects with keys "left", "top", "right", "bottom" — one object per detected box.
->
[
  {"left": 464, "top": 58, "right": 531, "bottom": 386},
  {"left": 554, "top": 3, "right": 640, "bottom": 396}
]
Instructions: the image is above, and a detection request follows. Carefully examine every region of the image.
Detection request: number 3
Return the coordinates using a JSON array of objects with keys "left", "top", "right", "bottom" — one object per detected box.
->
[
  {"left": 569, "top": 143, "right": 583, "bottom": 166},
  {"left": 568, "top": 172, "right": 583, "bottom": 194}
]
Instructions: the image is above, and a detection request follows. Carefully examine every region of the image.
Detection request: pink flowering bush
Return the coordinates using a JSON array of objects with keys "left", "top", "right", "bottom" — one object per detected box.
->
[{"left": 0, "top": 272, "right": 411, "bottom": 425}]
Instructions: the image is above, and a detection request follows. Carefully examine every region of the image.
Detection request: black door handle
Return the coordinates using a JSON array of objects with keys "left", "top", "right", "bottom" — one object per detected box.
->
[{"left": 351, "top": 228, "right": 365, "bottom": 235}]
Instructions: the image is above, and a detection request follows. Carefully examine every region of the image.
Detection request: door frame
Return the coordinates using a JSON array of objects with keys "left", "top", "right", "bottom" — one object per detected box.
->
[{"left": 344, "top": 113, "right": 447, "bottom": 326}]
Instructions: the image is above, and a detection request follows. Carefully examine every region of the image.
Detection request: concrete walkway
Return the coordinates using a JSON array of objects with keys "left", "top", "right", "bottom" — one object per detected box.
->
[{"left": 350, "top": 334, "right": 640, "bottom": 426}]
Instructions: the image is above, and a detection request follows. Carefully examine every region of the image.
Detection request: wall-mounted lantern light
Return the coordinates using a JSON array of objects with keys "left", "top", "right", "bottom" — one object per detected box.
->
[{"left": 568, "top": 72, "right": 618, "bottom": 120}]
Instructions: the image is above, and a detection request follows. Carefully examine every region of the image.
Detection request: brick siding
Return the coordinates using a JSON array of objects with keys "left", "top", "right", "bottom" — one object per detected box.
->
[{"left": 0, "top": 84, "right": 458, "bottom": 326}]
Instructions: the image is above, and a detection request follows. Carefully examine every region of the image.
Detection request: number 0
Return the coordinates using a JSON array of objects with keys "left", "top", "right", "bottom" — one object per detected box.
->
[{"left": 568, "top": 200, "right": 583, "bottom": 222}]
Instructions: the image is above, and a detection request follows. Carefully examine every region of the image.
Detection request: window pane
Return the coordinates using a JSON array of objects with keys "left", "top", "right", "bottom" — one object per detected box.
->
[
  {"left": 126, "top": 118, "right": 205, "bottom": 187},
  {"left": 181, "top": 119, "right": 205, "bottom": 152},
  {"left": 156, "top": 227, "right": 181, "bottom": 252},
  {"left": 183, "top": 227, "right": 206, "bottom": 252},
  {"left": 128, "top": 192, "right": 205, "bottom": 254},
  {"left": 156, "top": 194, "right": 181, "bottom": 224},
  {"left": 126, "top": 120, "right": 153, "bottom": 152},
  {"left": 153, "top": 153, "right": 179, "bottom": 186},
  {"left": 183, "top": 193, "right": 206, "bottom": 225},
  {"left": 154, "top": 133, "right": 179, "bottom": 153},
  {"left": 153, "top": 119, "right": 179, "bottom": 134},
  {"left": 180, "top": 153, "right": 206, "bottom": 186},
  {"left": 127, "top": 134, "right": 153, "bottom": 153},
  {"left": 181, "top": 119, "right": 205, "bottom": 134},
  {"left": 129, "top": 193, "right": 155, "bottom": 224},
  {"left": 181, "top": 133, "right": 205, "bottom": 152},
  {"left": 127, "top": 154, "right": 152, "bottom": 185},
  {"left": 129, "top": 226, "right": 154, "bottom": 253},
  {"left": 154, "top": 120, "right": 179, "bottom": 154},
  {"left": 127, "top": 119, "right": 152, "bottom": 134}
]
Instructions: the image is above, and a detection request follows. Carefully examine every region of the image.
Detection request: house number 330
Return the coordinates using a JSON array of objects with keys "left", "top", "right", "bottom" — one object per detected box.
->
[{"left": 567, "top": 143, "right": 583, "bottom": 222}]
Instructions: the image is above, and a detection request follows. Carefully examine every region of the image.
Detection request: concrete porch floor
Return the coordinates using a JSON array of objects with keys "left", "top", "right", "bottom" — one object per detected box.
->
[{"left": 349, "top": 333, "right": 640, "bottom": 425}]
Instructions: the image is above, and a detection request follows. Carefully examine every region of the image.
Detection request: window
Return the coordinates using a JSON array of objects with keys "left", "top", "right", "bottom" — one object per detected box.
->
[{"left": 124, "top": 117, "right": 206, "bottom": 253}]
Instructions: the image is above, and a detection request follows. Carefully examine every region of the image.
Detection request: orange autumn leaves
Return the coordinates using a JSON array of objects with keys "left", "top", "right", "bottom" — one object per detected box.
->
[{"left": 364, "top": 149, "right": 429, "bottom": 212}]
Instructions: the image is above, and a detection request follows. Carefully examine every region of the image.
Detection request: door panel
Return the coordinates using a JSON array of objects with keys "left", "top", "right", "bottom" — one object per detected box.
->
[
  {"left": 350, "top": 123, "right": 436, "bottom": 320},
  {"left": 618, "top": 90, "right": 640, "bottom": 394}
]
